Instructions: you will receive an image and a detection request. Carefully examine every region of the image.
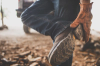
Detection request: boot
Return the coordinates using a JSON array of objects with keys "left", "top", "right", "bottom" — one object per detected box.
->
[
  {"left": 48, "top": 24, "right": 84, "bottom": 66},
  {"left": 48, "top": 27, "right": 75, "bottom": 66}
]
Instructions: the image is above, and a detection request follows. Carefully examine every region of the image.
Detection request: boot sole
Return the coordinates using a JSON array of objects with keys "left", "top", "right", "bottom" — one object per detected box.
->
[{"left": 48, "top": 31, "right": 75, "bottom": 66}]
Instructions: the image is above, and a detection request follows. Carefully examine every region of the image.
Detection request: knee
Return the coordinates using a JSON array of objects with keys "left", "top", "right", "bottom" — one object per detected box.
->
[
  {"left": 20, "top": 8, "right": 34, "bottom": 26},
  {"left": 20, "top": 10, "right": 27, "bottom": 24}
]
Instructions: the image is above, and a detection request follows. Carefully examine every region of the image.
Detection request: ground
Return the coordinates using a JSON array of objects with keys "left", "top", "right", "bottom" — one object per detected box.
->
[{"left": 0, "top": 18, "right": 100, "bottom": 66}]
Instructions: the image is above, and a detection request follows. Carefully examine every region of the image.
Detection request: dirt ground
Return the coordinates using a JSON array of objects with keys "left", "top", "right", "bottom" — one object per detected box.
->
[
  {"left": 0, "top": 19, "right": 100, "bottom": 66},
  {"left": 0, "top": 28, "right": 53, "bottom": 66}
]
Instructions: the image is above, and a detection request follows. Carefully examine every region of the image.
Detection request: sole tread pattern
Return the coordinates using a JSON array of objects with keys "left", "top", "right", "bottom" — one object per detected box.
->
[{"left": 49, "top": 31, "right": 75, "bottom": 66}]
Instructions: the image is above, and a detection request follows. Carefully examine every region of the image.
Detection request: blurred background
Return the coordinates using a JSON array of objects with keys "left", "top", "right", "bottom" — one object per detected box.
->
[{"left": 0, "top": 0, "right": 100, "bottom": 66}]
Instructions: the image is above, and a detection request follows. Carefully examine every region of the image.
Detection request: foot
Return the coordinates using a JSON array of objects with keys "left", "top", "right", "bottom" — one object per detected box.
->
[{"left": 48, "top": 27, "right": 75, "bottom": 66}]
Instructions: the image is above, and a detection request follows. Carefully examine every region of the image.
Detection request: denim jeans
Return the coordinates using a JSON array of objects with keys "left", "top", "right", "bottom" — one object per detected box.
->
[
  {"left": 21, "top": 0, "right": 80, "bottom": 40},
  {"left": 21, "top": 0, "right": 80, "bottom": 66}
]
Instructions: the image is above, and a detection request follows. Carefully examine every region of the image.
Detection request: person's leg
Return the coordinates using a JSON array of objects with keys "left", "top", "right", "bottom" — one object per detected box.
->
[
  {"left": 21, "top": 0, "right": 54, "bottom": 39},
  {"left": 21, "top": 0, "right": 79, "bottom": 40},
  {"left": 48, "top": 0, "right": 80, "bottom": 66},
  {"left": 21, "top": 0, "right": 66, "bottom": 40},
  {"left": 51, "top": 0, "right": 80, "bottom": 21},
  {"left": 21, "top": 0, "right": 80, "bottom": 66}
]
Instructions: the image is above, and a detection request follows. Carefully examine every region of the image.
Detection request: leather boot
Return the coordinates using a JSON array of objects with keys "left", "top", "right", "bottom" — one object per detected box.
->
[
  {"left": 48, "top": 27, "right": 75, "bottom": 66},
  {"left": 48, "top": 24, "right": 84, "bottom": 66}
]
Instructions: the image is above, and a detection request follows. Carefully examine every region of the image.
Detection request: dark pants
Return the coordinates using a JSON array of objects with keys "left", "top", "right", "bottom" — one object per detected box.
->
[{"left": 21, "top": 0, "right": 80, "bottom": 66}]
